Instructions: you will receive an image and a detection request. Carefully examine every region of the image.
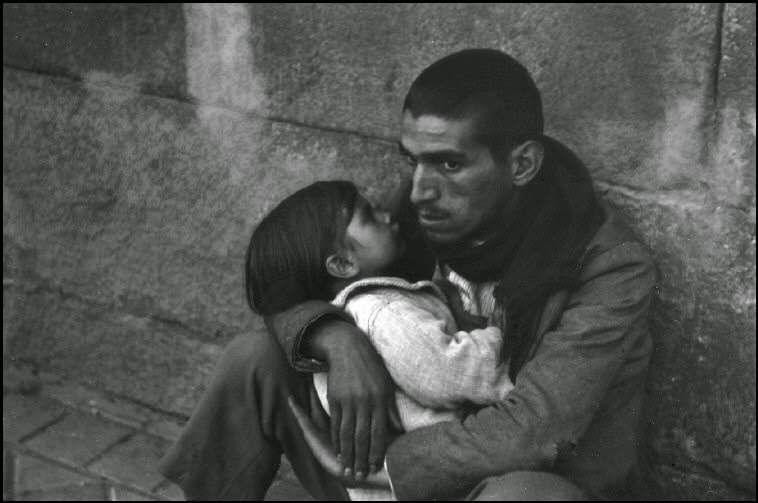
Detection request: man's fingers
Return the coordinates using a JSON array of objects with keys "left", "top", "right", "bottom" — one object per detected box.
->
[
  {"left": 329, "top": 399, "right": 341, "bottom": 459},
  {"left": 353, "top": 407, "right": 370, "bottom": 479},
  {"left": 368, "top": 407, "right": 388, "bottom": 473},
  {"left": 339, "top": 406, "right": 356, "bottom": 479}
]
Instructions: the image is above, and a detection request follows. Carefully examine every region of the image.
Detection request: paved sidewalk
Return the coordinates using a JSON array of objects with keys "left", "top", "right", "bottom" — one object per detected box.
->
[{"left": 3, "top": 362, "right": 313, "bottom": 501}]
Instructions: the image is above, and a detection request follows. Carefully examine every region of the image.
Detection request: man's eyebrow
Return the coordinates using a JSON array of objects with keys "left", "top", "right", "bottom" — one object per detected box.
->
[
  {"left": 397, "top": 141, "right": 467, "bottom": 160},
  {"left": 424, "top": 150, "right": 468, "bottom": 161}
]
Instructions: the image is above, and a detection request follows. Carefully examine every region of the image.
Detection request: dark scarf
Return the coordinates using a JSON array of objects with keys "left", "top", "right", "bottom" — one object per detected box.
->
[{"left": 433, "top": 135, "right": 606, "bottom": 379}]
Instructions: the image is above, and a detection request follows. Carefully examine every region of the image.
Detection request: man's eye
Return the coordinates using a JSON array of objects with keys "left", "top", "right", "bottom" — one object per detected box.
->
[
  {"left": 442, "top": 161, "right": 461, "bottom": 172},
  {"left": 403, "top": 155, "right": 417, "bottom": 167}
]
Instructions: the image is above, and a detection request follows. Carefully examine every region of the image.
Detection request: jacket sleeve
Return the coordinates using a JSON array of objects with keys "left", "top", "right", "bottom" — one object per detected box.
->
[
  {"left": 384, "top": 241, "right": 657, "bottom": 500},
  {"left": 263, "top": 300, "right": 354, "bottom": 372},
  {"left": 360, "top": 296, "right": 514, "bottom": 409}
]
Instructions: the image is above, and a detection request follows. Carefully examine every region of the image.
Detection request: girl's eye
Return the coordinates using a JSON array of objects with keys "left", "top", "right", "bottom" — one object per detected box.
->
[{"left": 404, "top": 155, "right": 417, "bottom": 167}]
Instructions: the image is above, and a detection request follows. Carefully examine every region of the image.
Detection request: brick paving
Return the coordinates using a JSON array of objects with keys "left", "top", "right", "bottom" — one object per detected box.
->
[{"left": 3, "top": 362, "right": 313, "bottom": 501}]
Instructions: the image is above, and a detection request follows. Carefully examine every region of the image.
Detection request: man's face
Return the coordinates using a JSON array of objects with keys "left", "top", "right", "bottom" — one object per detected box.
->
[{"left": 399, "top": 111, "right": 513, "bottom": 245}]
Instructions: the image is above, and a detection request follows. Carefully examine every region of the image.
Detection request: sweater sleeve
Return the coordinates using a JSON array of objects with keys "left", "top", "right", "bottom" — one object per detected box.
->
[{"left": 264, "top": 300, "right": 354, "bottom": 372}]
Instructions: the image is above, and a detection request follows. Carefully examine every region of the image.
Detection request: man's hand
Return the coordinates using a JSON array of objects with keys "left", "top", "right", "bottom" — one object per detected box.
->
[
  {"left": 306, "top": 319, "right": 401, "bottom": 482},
  {"left": 289, "top": 397, "right": 391, "bottom": 489}
]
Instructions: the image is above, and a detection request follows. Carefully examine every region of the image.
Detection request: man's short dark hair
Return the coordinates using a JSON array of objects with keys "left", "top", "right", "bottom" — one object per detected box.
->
[{"left": 403, "top": 48, "right": 544, "bottom": 158}]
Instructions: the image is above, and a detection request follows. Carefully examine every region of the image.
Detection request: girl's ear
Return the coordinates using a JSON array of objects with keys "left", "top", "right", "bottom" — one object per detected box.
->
[{"left": 326, "top": 252, "right": 359, "bottom": 279}]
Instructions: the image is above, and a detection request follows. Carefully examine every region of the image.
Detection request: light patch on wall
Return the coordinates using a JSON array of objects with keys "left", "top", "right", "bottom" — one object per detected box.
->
[
  {"left": 650, "top": 95, "right": 707, "bottom": 188},
  {"left": 183, "top": 3, "right": 267, "bottom": 187},
  {"left": 3, "top": 184, "right": 33, "bottom": 249},
  {"left": 183, "top": 3, "right": 267, "bottom": 115},
  {"left": 117, "top": 313, "right": 150, "bottom": 331},
  {"left": 712, "top": 103, "right": 757, "bottom": 205},
  {"left": 82, "top": 71, "right": 142, "bottom": 105},
  {"left": 595, "top": 180, "right": 707, "bottom": 212}
]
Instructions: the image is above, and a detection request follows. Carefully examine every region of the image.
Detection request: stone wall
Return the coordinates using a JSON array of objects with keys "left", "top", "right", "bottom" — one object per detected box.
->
[{"left": 3, "top": 3, "right": 755, "bottom": 499}]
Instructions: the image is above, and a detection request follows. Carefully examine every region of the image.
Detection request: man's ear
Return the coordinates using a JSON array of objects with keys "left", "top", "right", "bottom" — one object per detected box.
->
[
  {"left": 325, "top": 252, "right": 359, "bottom": 279},
  {"left": 509, "top": 140, "right": 544, "bottom": 187}
]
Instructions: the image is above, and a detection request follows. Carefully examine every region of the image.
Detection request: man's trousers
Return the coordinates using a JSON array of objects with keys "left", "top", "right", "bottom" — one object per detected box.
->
[{"left": 158, "top": 331, "right": 587, "bottom": 501}]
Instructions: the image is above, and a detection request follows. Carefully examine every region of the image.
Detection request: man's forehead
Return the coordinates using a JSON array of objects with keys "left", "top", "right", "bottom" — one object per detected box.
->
[
  {"left": 400, "top": 112, "right": 479, "bottom": 151},
  {"left": 402, "top": 114, "right": 455, "bottom": 133}
]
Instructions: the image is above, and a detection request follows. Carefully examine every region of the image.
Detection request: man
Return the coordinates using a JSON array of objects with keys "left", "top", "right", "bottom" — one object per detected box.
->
[{"left": 159, "top": 48, "right": 656, "bottom": 500}]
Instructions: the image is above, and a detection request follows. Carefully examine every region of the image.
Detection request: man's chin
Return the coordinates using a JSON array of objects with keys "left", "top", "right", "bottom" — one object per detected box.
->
[
  {"left": 394, "top": 238, "right": 407, "bottom": 259},
  {"left": 421, "top": 227, "right": 462, "bottom": 246}
]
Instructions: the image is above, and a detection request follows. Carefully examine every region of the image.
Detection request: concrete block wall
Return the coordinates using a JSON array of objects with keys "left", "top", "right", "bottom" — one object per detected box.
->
[{"left": 3, "top": 4, "right": 755, "bottom": 499}]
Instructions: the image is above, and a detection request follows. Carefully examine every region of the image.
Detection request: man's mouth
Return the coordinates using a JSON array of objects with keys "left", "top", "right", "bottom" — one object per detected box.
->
[{"left": 417, "top": 210, "right": 449, "bottom": 228}]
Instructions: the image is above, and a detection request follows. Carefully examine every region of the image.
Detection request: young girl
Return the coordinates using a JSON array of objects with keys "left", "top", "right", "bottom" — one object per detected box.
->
[{"left": 246, "top": 180, "right": 514, "bottom": 499}]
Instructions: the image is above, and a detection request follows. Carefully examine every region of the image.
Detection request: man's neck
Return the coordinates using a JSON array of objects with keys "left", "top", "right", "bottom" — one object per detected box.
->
[{"left": 460, "top": 189, "right": 523, "bottom": 249}]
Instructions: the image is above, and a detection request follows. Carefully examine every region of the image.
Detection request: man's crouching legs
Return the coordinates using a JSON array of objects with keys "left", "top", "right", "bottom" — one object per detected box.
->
[{"left": 158, "top": 331, "right": 347, "bottom": 501}]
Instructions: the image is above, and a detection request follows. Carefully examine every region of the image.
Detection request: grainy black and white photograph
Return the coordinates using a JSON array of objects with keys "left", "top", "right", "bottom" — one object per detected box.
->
[{"left": 3, "top": 3, "right": 756, "bottom": 501}]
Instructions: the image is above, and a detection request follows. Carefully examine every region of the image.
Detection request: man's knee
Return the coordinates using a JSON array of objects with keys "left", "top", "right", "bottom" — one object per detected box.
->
[
  {"left": 469, "top": 471, "right": 588, "bottom": 501},
  {"left": 215, "top": 330, "right": 292, "bottom": 386}
]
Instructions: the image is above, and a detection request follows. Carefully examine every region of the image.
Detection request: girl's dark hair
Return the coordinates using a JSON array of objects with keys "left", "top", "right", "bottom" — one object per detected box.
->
[
  {"left": 245, "top": 180, "right": 358, "bottom": 315},
  {"left": 403, "top": 48, "right": 543, "bottom": 159}
]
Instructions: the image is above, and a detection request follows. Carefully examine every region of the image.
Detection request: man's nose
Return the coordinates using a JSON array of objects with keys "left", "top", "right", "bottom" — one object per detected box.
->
[
  {"left": 410, "top": 164, "right": 440, "bottom": 205},
  {"left": 376, "top": 209, "right": 392, "bottom": 225}
]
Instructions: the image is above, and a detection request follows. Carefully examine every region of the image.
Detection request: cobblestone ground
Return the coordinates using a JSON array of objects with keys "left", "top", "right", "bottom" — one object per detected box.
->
[{"left": 3, "top": 362, "right": 313, "bottom": 501}]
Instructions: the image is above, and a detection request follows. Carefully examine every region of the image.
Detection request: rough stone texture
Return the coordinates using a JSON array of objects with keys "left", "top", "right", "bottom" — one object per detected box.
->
[
  {"left": 24, "top": 409, "right": 131, "bottom": 466},
  {"left": 41, "top": 382, "right": 153, "bottom": 429},
  {"left": 633, "top": 3, "right": 754, "bottom": 498},
  {"left": 3, "top": 68, "right": 402, "bottom": 343},
  {"left": 4, "top": 379, "right": 192, "bottom": 501},
  {"left": 3, "top": 449, "right": 14, "bottom": 501},
  {"left": 2, "top": 4, "right": 187, "bottom": 99},
  {"left": 4, "top": 282, "right": 223, "bottom": 416},
  {"left": 3, "top": 393, "right": 65, "bottom": 443},
  {"left": 4, "top": 4, "right": 727, "bottom": 195},
  {"left": 145, "top": 420, "right": 184, "bottom": 443},
  {"left": 605, "top": 193, "right": 756, "bottom": 498},
  {"left": 16, "top": 480, "right": 108, "bottom": 501},
  {"left": 712, "top": 3, "right": 756, "bottom": 210},
  {"left": 14, "top": 454, "right": 91, "bottom": 494},
  {"left": 244, "top": 3, "right": 726, "bottom": 193},
  {"left": 3, "top": 3, "right": 756, "bottom": 500},
  {"left": 88, "top": 433, "right": 171, "bottom": 490}
]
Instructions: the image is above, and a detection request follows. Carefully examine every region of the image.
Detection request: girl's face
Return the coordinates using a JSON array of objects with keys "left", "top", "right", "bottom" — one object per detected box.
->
[{"left": 343, "top": 195, "right": 405, "bottom": 278}]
